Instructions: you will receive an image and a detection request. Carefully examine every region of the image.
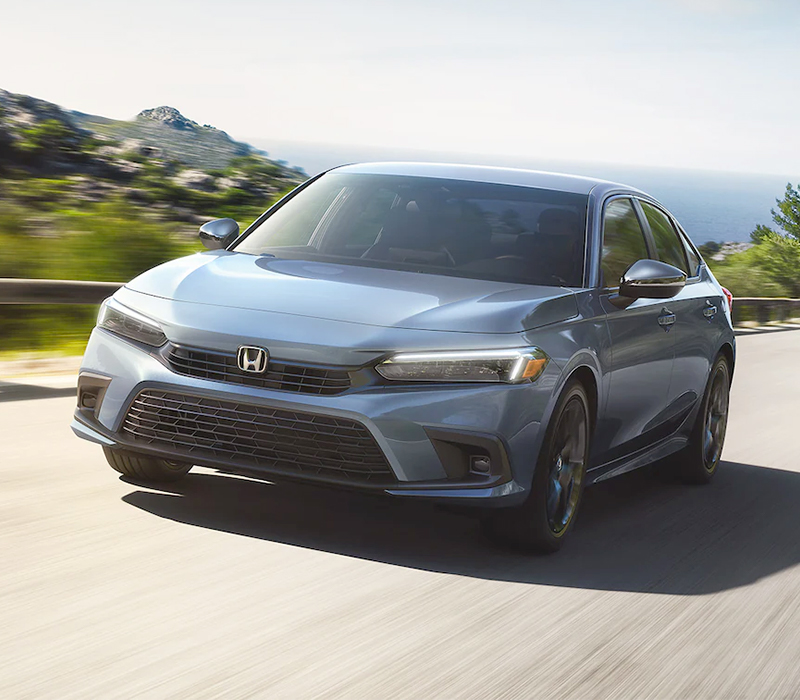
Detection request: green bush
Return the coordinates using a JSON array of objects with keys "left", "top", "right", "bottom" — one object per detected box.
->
[
  {"left": 709, "top": 248, "right": 791, "bottom": 298},
  {"left": 0, "top": 198, "right": 199, "bottom": 354},
  {"left": 0, "top": 203, "right": 49, "bottom": 278},
  {"left": 17, "top": 119, "right": 82, "bottom": 156},
  {"left": 51, "top": 198, "right": 196, "bottom": 282}
]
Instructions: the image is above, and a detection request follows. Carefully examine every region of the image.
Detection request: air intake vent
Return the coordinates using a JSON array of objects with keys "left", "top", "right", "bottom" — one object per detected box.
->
[{"left": 121, "top": 389, "right": 394, "bottom": 485}]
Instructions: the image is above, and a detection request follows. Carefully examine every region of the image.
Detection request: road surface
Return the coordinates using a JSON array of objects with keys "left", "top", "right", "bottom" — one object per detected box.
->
[{"left": 1, "top": 329, "right": 799, "bottom": 699}]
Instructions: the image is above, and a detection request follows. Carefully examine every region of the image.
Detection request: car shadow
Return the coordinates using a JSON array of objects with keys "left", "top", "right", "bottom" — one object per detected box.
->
[
  {"left": 0, "top": 381, "right": 76, "bottom": 403},
  {"left": 121, "top": 460, "right": 800, "bottom": 595}
]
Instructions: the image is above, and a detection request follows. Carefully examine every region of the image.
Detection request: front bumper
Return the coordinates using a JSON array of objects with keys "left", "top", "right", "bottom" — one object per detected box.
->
[{"left": 72, "top": 328, "right": 558, "bottom": 506}]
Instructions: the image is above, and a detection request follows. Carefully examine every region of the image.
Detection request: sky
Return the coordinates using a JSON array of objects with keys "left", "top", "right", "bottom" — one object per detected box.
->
[{"left": 1, "top": 0, "right": 798, "bottom": 176}]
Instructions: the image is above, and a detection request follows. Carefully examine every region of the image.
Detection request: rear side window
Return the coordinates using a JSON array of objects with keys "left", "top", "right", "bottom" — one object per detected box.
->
[
  {"left": 683, "top": 242, "right": 701, "bottom": 277},
  {"left": 601, "top": 198, "right": 649, "bottom": 288},
  {"left": 641, "top": 202, "right": 688, "bottom": 274},
  {"left": 674, "top": 222, "right": 702, "bottom": 277}
]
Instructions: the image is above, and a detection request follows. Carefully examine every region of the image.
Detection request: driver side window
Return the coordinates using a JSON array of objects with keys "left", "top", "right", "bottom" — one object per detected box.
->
[{"left": 601, "top": 198, "right": 648, "bottom": 288}]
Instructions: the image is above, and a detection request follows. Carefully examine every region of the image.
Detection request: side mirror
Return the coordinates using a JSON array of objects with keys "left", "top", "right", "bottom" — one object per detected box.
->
[
  {"left": 619, "top": 259, "right": 686, "bottom": 299},
  {"left": 199, "top": 218, "right": 239, "bottom": 250}
]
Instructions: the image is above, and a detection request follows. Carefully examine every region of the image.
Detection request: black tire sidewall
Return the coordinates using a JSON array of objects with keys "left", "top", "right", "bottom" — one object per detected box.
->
[
  {"left": 680, "top": 355, "right": 730, "bottom": 483},
  {"left": 529, "top": 381, "right": 591, "bottom": 546},
  {"left": 103, "top": 447, "right": 192, "bottom": 482},
  {"left": 698, "top": 356, "right": 730, "bottom": 476},
  {"left": 483, "top": 379, "right": 592, "bottom": 553}
]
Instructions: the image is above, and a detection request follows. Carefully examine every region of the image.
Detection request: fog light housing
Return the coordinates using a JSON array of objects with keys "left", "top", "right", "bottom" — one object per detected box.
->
[
  {"left": 79, "top": 391, "right": 97, "bottom": 409},
  {"left": 470, "top": 455, "right": 492, "bottom": 474},
  {"left": 76, "top": 372, "right": 112, "bottom": 417}
]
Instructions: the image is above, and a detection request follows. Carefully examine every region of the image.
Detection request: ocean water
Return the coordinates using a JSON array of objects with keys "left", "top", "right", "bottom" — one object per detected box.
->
[{"left": 257, "top": 139, "right": 796, "bottom": 245}]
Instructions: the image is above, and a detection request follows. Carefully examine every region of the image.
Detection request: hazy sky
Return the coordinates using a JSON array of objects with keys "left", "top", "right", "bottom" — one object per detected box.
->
[{"left": 2, "top": 0, "right": 798, "bottom": 175}]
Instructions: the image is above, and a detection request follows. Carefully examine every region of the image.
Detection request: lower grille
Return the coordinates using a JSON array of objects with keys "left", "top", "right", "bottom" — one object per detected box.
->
[
  {"left": 121, "top": 389, "right": 394, "bottom": 485},
  {"left": 164, "top": 344, "right": 352, "bottom": 396}
]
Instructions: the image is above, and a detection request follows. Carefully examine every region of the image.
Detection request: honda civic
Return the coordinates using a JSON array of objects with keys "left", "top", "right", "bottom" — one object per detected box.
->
[{"left": 72, "top": 162, "right": 735, "bottom": 552}]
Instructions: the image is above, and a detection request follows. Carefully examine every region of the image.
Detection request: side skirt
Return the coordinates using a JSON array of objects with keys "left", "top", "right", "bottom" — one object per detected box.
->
[
  {"left": 587, "top": 434, "right": 688, "bottom": 484},
  {"left": 586, "top": 391, "right": 701, "bottom": 485}
]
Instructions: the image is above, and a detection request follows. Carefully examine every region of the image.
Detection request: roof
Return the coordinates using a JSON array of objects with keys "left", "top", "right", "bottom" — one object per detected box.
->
[{"left": 333, "top": 162, "right": 645, "bottom": 197}]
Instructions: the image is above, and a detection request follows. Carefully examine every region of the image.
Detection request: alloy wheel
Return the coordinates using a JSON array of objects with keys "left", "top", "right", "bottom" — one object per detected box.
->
[
  {"left": 546, "top": 398, "right": 587, "bottom": 534},
  {"left": 703, "top": 367, "right": 729, "bottom": 472}
]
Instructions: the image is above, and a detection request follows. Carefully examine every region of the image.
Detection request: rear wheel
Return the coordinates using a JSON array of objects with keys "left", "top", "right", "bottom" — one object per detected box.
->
[
  {"left": 672, "top": 355, "right": 730, "bottom": 484},
  {"left": 103, "top": 447, "right": 192, "bottom": 482},
  {"left": 482, "top": 380, "right": 591, "bottom": 553}
]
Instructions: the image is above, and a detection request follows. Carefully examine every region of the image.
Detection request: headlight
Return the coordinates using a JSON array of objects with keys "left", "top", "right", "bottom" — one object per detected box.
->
[
  {"left": 97, "top": 297, "right": 167, "bottom": 347},
  {"left": 375, "top": 348, "right": 548, "bottom": 384}
]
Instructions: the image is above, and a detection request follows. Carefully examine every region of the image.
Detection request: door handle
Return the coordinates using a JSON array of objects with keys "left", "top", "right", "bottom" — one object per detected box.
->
[
  {"left": 658, "top": 309, "right": 676, "bottom": 331},
  {"left": 703, "top": 303, "right": 717, "bottom": 320}
]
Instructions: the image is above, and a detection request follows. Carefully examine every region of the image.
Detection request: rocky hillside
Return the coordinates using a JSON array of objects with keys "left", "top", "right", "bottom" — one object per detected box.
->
[
  {"left": 73, "top": 105, "right": 263, "bottom": 171},
  {"left": 0, "top": 89, "right": 306, "bottom": 225}
]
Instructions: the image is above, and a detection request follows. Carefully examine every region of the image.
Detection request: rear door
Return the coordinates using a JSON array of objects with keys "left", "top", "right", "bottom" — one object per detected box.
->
[
  {"left": 638, "top": 200, "right": 719, "bottom": 424},
  {"left": 593, "top": 197, "right": 676, "bottom": 466}
]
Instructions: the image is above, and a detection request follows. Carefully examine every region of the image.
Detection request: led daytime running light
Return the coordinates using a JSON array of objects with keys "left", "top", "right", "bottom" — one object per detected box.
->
[{"left": 376, "top": 347, "right": 548, "bottom": 384}]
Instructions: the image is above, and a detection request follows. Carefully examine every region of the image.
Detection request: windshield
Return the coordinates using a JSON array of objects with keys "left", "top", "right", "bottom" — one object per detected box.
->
[{"left": 234, "top": 173, "right": 589, "bottom": 287}]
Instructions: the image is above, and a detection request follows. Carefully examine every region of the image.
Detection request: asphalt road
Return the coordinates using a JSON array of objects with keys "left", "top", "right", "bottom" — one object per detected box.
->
[{"left": 2, "top": 329, "right": 799, "bottom": 699}]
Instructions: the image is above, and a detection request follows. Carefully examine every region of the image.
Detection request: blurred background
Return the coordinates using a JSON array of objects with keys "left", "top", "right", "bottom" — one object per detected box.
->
[{"left": 1, "top": 0, "right": 799, "bottom": 358}]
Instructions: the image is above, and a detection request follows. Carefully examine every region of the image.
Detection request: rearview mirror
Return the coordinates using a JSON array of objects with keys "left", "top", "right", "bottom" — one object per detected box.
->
[
  {"left": 619, "top": 259, "right": 686, "bottom": 299},
  {"left": 199, "top": 218, "right": 239, "bottom": 250}
]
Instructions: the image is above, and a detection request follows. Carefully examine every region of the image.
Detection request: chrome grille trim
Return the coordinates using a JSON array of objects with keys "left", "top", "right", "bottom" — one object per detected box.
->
[{"left": 163, "top": 344, "right": 352, "bottom": 395}]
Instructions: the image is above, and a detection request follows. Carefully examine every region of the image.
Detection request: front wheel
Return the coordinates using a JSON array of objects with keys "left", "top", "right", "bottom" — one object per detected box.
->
[
  {"left": 482, "top": 380, "right": 591, "bottom": 553},
  {"left": 103, "top": 447, "right": 192, "bottom": 482}
]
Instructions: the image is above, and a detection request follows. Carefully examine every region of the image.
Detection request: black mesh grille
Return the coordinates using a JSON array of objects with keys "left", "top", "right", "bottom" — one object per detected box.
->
[
  {"left": 121, "top": 389, "right": 394, "bottom": 484},
  {"left": 164, "top": 344, "right": 352, "bottom": 396}
]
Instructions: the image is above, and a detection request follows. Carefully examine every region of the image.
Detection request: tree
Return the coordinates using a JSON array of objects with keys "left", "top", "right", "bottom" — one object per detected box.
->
[
  {"left": 750, "top": 232, "right": 800, "bottom": 297},
  {"left": 751, "top": 182, "right": 800, "bottom": 243},
  {"left": 771, "top": 182, "right": 800, "bottom": 240},
  {"left": 745, "top": 183, "right": 800, "bottom": 296}
]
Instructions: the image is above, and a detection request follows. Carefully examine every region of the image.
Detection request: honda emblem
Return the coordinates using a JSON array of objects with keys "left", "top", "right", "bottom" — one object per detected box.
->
[{"left": 237, "top": 346, "right": 269, "bottom": 374}]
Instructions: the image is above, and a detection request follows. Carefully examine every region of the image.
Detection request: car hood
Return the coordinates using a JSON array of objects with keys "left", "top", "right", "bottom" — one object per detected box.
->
[{"left": 124, "top": 251, "right": 578, "bottom": 334}]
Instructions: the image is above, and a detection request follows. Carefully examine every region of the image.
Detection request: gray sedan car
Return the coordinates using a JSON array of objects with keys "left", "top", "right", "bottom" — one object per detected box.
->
[{"left": 72, "top": 162, "right": 735, "bottom": 552}]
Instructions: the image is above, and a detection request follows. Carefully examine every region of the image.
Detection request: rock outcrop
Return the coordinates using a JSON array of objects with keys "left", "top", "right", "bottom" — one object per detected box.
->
[{"left": 137, "top": 106, "right": 204, "bottom": 131}]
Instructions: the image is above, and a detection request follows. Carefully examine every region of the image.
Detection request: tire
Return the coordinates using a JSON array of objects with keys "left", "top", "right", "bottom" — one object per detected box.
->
[
  {"left": 482, "top": 380, "right": 591, "bottom": 553},
  {"left": 672, "top": 355, "right": 731, "bottom": 485},
  {"left": 103, "top": 447, "right": 192, "bottom": 482}
]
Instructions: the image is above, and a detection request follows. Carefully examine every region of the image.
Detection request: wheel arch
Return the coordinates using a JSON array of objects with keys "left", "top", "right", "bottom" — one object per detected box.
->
[
  {"left": 718, "top": 342, "right": 735, "bottom": 383},
  {"left": 547, "top": 350, "right": 601, "bottom": 435},
  {"left": 564, "top": 365, "right": 598, "bottom": 431}
]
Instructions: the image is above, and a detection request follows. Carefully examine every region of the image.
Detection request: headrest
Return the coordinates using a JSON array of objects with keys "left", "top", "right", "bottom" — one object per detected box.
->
[
  {"left": 379, "top": 206, "right": 434, "bottom": 248},
  {"left": 538, "top": 208, "right": 581, "bottom": 237}
]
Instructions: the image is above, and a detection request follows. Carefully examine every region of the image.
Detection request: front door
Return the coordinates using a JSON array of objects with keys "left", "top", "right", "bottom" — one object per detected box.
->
[
  {"left": 592, "top": 197, "right": 675, "bottom": 466},
  {"left": 639, "top": 201, "right": 717, "bottom": 424}
]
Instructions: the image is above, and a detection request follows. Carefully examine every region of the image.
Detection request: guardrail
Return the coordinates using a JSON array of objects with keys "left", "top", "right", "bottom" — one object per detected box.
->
[
  {"left": 0, "top": 279, "right": 122, "bottom": 305},
  {"left": 1, "top": 279, "right": 799, "bottom": 326},
  {"left": 732, "top": 297, "right": 800, "bottom": 325}
]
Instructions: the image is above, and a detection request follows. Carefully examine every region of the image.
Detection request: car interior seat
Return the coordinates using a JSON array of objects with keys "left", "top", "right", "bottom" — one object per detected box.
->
[{"left": 361, "top": 200, "right": 455, "bottom": 266}]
